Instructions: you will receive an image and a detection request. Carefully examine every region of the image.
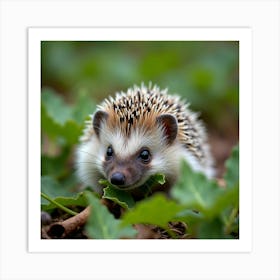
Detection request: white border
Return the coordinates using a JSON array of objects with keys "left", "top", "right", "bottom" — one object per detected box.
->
[
  {"left": 28, "top": 27, "right": 252, "bottom": 253},
  {"left": 1, "top": 1, "right": 279, "bottom": 279}
]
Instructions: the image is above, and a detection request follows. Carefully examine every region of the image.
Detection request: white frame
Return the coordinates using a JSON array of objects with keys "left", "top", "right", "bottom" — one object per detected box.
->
[
  {"left": 1, "top": 1, "right": 279, "bottom": 279},
  {"left": 28, "top": 27, "right": 252, "bottom": 253}
]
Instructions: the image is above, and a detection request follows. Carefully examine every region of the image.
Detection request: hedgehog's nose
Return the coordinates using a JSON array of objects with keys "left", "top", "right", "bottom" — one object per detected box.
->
[{"left": 110, "top": 172, "right": 125, "bottom": 186}]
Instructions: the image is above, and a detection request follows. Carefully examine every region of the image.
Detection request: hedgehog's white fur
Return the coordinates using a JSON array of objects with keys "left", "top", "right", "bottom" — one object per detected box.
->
[{"left": 76, "top": 83, "right": 215, "bottom": 193}]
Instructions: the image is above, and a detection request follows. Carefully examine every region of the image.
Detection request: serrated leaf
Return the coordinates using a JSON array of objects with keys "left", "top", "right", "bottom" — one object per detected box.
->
[
  {"left": 100, "top": 174, "right": 165, "bottom": 209},
  {"left": 171, "top": 149, "right": 239, "bottom": 219},
  {"left": 41, "top": 88, "right": 73, "bottom": 125},
  {"left": 121, "top": 194, "right": 184, "bottom": 229},
  {"left": 41, "top": 192, "right": 88, "bottom": 212},
  {"left": 41, "top": 88, "right": 83, "bottom": 145},
  {"left": 42, "top": 103, "right": 82, "bottom": 145},
  {"left": 171, "top": 162, "right": 223, "bottom": 215},
  {"left": 41, "top": 176, "right": 87, "bottom": 211},
  {"left": 102, "top": 186, "right": 135, "bottom": 209},
  {"left": 99, "top": 179, "right": 135, "bottom": 209},
  {"left": 85, "top": 191, "right": 137, "bottom": 239}
]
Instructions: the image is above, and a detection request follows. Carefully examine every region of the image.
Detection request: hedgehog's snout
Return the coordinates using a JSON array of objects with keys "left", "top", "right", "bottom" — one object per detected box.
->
[{"left": 110, "top": 172, "right": 125, "bottom": 186}]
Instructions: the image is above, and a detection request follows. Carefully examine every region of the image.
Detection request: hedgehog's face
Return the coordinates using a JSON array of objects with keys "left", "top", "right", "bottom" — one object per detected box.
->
[
  {"left": 92, "top": 110, "right": 179, "bottom": 190},
  {"left": 102, "top": 145, "right": 152, "bottom": 190}
]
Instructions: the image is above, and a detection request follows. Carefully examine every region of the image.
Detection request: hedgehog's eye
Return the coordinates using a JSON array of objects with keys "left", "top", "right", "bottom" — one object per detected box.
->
[
  {"left": 139, "top": 149, "right": 151, "bottom": 164},
  {"left": 106, "top": 146, "right": 114, "bottom": 160}
]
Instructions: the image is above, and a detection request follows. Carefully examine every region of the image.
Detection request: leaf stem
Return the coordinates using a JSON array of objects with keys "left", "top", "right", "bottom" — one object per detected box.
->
[{"left": 41, "top": 192, "right": 78, "bottom": 216}]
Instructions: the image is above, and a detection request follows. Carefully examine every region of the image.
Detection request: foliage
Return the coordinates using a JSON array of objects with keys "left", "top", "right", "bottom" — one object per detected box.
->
[
  {"left": 41, "top": 87, "right": 96, "bottom": 192},
  {"left": 41, "top": 41, "right": 239, "bottom": 132},
  {"left": 41, "top": 42, "right": 239, "bottom": 239},
  {"left": 85, "top": 191, "right": 137, "bottom": 239},
  {"left": 41, "top": 88, "right": 94, "bottom": 146},
  {"left": 171, "top": 146, "right": 239, "bottom": 238},
  {"left": 41, "top": 144, "right": 239, "bottom": 238},
  {"left": 119, "top": 146, "right": 239, "bottom": 238},
  {"left": 41, "top": 87, "right": 239, "bottom": 238},
  {"left": 100, "top": 173, "right": 165, "bottom": 209},
  {"left": 171, "top": 146, "right": 239, "bottom": 219},
  {"left": 121, "top": 194, "right": 185, "bottom": 230}
]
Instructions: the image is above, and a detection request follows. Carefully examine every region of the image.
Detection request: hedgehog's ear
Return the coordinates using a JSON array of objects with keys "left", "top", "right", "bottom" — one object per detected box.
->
[
  {"left": 156, "top": 114, "right": 178, "bottom": 145},
  {"left": 93, "top": 110, "right": 108, "bottom": 138}
]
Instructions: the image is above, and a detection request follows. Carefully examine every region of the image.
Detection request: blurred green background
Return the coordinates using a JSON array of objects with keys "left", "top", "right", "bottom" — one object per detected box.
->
[{"left": 41, "top": 41, "right": 239, "bottom": 178}]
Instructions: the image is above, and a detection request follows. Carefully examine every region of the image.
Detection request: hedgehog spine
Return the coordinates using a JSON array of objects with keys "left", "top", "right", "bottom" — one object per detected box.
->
[{"left": 76, "top": 83, "right": 215, "bottom": 196}]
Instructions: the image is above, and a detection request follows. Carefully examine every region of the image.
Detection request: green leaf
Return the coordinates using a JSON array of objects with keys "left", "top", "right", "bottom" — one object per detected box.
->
[
  {"left": 121, "top": 194, "right": 184, "bottom": 229},
  {"left": 41, "top": 103, "right": 82, "bottom": 145},
  {"left": 224, "top": 145, "right": 239, "bottom": 188},
  {"left": 102, "top": 186, "right": 135, "bottom": 209},
  {"left": 41, "top": 176, "right": 72, "bottom": 204},
  {"left": 41, "top": 88, "right": 83, "bottom": 145},
  {"left": 41, "top": 192, "right": 88, "bottom": 212},
  {"left": 171, "top": 145, "right": 239, "bottom": 219},
  {"left": 59, "top": 119, "right": 82, "bottom": 145},
  {"left": 174, "top": 209, "right": 204, "bottom": 225},
  {"left": 41, "top": 103, "right": 62, "bottom": 139},
  {"left": 41, "top": 146, "right": 70, "bottom": 177},
  {"left": 41, "top": 88, "right": 73, "bottom": 125},
  {"left": 133, "top": 173, "right": 166, "bottom": 197},
  {"left": 41, "top": 155, "right": 64, "bottom": 177},
  {"left": 99, "top": 179, "right": 135, "bottom": 209},
  {"left": 41, "top": 192, "right": 78, "bottom": 216},
  {"left": 171, "top": 162, "right": 224, "bottom": 217},
  {"left": 85, "top": 191, "right": 137, "bottom": 239},
  {"left": 147, "top": 173, "right": 165, "bottom": 185},
  {"left": 41, "top": 176, "right": 87, "bottom": 211},
  {"left": 100, "top": 173, "right": 165, "bottom": 209},
  {"left": 197, "top": 218, "right": 232, "bottom": 239},
  {"left": 72, "top": 89, "right": 96, "bottom": 123}
]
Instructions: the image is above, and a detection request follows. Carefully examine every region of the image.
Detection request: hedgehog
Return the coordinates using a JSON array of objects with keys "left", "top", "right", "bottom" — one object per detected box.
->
[{"left": 75, "top": 83, "right": 215, "bottom": 199}]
